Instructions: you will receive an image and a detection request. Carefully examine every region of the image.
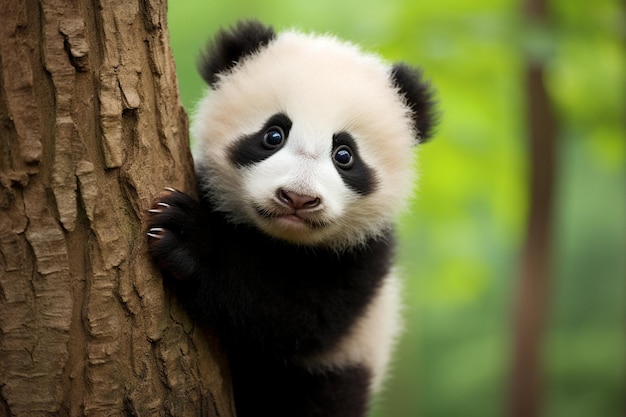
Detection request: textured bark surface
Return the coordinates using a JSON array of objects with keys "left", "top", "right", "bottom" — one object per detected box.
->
[{"left": 0, "top": 1, "right": 234, "bottom": 416}]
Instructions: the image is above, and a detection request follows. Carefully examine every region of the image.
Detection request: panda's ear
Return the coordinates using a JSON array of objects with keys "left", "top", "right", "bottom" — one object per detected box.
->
[
  {"left": 391, "top": 63, "right": 439, "bottom": 143},
  {"left": 198, "top": 20, "right": 276, "bottom": 87}
]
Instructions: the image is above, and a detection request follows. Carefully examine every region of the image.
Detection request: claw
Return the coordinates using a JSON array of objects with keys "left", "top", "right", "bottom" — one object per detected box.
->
[
  {"left": 147, "top": 227, "right": 166, "bottom": 239},
  {"left": 148, "top": 202, "right": 171, "bottom": 214},
  {"left": 164, "top": 187, "right": 178, "bottom": 193}
]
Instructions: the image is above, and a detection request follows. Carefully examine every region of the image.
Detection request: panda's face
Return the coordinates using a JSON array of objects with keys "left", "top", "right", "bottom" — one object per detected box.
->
[
  {"left": 226, "top": 110, "right": 380, "bottom": 246},
  {"left": 192, "top": 31, "right": 418, "bottom": 248}
]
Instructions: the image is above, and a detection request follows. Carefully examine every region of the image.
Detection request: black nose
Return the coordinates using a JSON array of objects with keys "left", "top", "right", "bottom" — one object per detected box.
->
[{"left": 277, "top": 189, "right": 321, "bottom": 210}]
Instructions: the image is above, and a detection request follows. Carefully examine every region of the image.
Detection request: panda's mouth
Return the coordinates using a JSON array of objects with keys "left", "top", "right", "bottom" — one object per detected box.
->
[{"left": 254, "top": 206, "right": 329, "bottom": 230}]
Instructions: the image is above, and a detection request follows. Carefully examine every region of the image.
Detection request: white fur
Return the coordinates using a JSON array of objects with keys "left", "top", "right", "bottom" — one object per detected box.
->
[
  {"left": 304, "top": 270, "right": 404, "bottom": 393},
  {"left": 191, "top": 29, "right": 418, "bottom": 249}
]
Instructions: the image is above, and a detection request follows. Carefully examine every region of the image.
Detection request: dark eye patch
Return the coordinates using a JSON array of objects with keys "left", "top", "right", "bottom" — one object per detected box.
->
[
  {"left": 332, "top": 132, "right": 377, "bottom": 195},
  {"left": 229, "top": 113, "right": 293, "bottom": 167}
]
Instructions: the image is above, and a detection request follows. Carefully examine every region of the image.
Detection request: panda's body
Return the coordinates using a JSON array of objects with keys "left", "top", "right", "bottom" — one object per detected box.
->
[{"left": 147, "top": 21, "right": 437, "bottom": 417}]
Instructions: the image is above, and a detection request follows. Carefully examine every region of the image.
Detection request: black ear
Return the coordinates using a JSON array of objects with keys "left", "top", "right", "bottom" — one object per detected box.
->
[
  {"left": 391, "top": 63, "right": 439, "bottom": 143},
  {"left": 198, "top": 20, "right": 276, "bottom": 87}
]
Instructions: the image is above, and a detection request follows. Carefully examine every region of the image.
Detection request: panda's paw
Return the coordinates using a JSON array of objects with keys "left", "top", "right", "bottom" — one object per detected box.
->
[{"left": 146, "top": 188, "right": 203, "bottom": 280}]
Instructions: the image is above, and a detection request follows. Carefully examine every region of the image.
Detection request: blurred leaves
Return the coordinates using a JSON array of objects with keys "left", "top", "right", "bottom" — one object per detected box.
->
[{"left": 168, "top": 1, "right": 625, "bottom": 416}]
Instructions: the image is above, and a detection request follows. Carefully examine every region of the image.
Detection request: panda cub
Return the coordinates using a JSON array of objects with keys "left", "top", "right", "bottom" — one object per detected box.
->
[{"left": 147, "top": 20, "right": 437, "bottom": 417}]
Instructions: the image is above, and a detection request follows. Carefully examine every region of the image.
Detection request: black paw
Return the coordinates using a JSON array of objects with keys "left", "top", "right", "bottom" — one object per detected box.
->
[{"left": 147, "top": 188, "right": 204, "bottom": 280}]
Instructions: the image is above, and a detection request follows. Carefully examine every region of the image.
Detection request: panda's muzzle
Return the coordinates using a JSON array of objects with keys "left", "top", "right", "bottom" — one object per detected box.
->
[{"left": 254, "top": 190, "right": 329, "bottom": 230}]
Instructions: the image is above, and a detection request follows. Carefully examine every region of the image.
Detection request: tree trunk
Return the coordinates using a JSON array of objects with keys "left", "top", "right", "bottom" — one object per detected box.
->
[
  {"left": 0, "top": 1, "right": 234, "bottom": 416},
  {"left": 509, "top": 0, "right": 556, "bottom": 415}
]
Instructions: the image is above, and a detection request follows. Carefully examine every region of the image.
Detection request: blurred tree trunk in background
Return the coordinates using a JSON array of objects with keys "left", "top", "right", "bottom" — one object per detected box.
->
[
  {"left": 0, "top": 1, "right": 234, "bottom": 415},
  {"left": 509, "top": 0, "right": 556, "bottom": 416}
]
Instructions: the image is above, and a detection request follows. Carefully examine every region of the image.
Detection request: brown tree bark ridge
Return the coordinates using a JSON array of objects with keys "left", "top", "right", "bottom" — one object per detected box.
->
[{"left": 0, "top": 1, "right": 234, "bottom": 416}]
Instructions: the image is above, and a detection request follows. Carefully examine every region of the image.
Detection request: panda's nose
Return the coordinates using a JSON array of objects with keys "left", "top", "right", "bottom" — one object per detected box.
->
[{"left": 277, "top": 189, "right": 321, "bottom": 210}]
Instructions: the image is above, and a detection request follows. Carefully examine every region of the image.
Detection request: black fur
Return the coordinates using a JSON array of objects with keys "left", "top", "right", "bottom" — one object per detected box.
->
[
  {"left": 229, "top": 113, "right": 293, "bottom": 167},
  {"left": 231, "top": 359, "right": 371, "bottom": 417},
  {"left": 198, "top": 20, "right": 276, "bottom": 87},
  {"left": 391, "top": 63, "right": 439, "bottom": 143},
  {"left": 147, "top": 187, "right": 394, "bottom": 416},
  {"left": 333, "top": 132, "right": 378, "bottom": 195}
]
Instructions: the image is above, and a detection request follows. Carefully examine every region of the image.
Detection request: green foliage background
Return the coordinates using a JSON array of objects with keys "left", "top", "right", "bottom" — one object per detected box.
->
[{"left": 167, "top": 1, "right": 625, "bottom": 416}]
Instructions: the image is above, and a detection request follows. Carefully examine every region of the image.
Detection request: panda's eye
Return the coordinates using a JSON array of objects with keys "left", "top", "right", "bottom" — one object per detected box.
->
[
  {"left": 262, "top": 126, "right": 285, "bottom": 149},
  {"left": 333, "top": 145, "right": 354, "bottom": 169}
]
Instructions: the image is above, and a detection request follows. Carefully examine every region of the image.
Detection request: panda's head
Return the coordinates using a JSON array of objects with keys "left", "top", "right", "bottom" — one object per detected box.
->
[{"left": 192, "top": 20, "right": 437, "bottom": 249}]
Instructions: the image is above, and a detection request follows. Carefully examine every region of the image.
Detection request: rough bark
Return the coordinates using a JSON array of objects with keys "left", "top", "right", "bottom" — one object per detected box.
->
[{"left": 0, "top": 1, "right": 234, "bottom": 416}]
